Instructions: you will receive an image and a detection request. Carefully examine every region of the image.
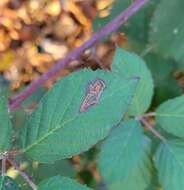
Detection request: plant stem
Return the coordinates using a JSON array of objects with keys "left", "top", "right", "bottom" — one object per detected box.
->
[
  {"left": 143, "top": 112, "right": 156, "bottom": 117},
  {"left": 1, "top": 156, "right": 6, "bottom": 176},
  {"left": 7, "top": 158, "right": 37, "bottom": 190},
  {"left": 138, "top": 116, "right": 166, "bottom": 142},
  {"left": 9, "top": 0, "right": 149, "bottom": 111}
]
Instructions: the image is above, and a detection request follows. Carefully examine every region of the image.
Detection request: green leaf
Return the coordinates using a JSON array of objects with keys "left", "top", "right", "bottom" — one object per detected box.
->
[
  {"left": 156, "top": 95, "right": 184, "bottom": 138},
  {"left": 21, "top": 69, "right": 138, "bottom": 163},
  {"left": 155, "top": 140, "right": 184, "bottom": 190},
  {"left": 0, "top": 176, "right": 20, "bottom": 190},
  {"left": 98, "top": 119, "right": 152, "bottom": 190},
  {"left": 38, "top": 176, "right": 92, "bottom": 190},
  {"left": 149, "top": 0, "right": 184, "bottom": 63},
  {"left": 0, "top": 96, "right": 12, "bottom": 153},
  {"left": 112, "top": 48, "right": 153, "bottom": 116},
  {"left": 145, "top": 53, "right": 182, "bottom": 105}
]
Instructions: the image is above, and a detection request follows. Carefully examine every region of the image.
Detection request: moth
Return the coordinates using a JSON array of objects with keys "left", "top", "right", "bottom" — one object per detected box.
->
[{"left": 80, "top": 78, "right": 106, "bottom": 112}]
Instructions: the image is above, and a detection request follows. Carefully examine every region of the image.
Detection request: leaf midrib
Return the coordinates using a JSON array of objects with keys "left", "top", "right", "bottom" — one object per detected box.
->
[
  {"left": 22, "top": 115, "right": 78, "bottom": 153},
  {"left": 156, "top": 113, "right": 184, "bottom": 118},
  {"left": 23, "top": 81, "right": 135, "bottom": 153}
]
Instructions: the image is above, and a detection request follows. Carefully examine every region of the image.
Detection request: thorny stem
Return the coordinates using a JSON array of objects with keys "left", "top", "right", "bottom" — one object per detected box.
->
[
  {"left": 7, "top": 157, "right": 37, "bottom": 190},
  {"left": 9, "top": 0, "right": 150, "bottom": 111}
]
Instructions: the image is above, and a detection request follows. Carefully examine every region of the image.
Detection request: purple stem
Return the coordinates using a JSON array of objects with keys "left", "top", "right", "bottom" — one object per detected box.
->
[
  {"left": 7, "top": 157, "right": 37, "bottom": 190},
  {"left": 9, "top": 0, "right": 149, "bottom": 111},
  {"left": 138, "top": 117, "right": 166, "bottom": 142},
  {"left": 1, "top": 156, "right": 6, "bottom": 176}
]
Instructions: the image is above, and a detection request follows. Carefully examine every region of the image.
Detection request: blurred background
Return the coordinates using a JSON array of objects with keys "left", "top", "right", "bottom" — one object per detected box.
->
[{"left": 0, "top": 0, "right": 96, "bottom": 91}]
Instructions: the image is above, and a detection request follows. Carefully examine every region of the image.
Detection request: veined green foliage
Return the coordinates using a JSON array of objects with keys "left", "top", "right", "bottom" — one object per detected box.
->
[
  {"left": 21, "top": 69, "right": 138, "bottom": 163},
  {"left": 99, "top": 119, "right": 152, "bottom": 190},
  {"left": 155, "top": 140, "right": 184, "bottom": 190},
  {"left": 156, "top": 95, "right": 184, "bottom": 138},
  {"left": 112, "top": 48, "right": 154, "bottom": 116}
]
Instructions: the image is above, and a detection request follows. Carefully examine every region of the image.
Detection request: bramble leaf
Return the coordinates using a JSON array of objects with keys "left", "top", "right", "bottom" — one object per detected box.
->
[
  {"left": 21, "top": 69, "right": 138, "bottom": 163},
  {"left": 38, "top": 176, "right": 92, "bottom": 190},
  {"left": 155, "top": 140, "right": 184, "bottom": 190},
  {"left": 156, "top": 95, "right": 184, "bottom": 138},
  {"left": 112, "top": 48, "right": 153, "bottom": 116},
  {"left": 98, "top": 119, "right": 152, "bottom": 190}
]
